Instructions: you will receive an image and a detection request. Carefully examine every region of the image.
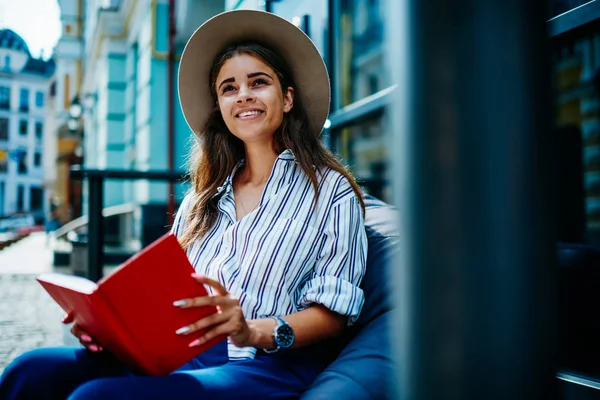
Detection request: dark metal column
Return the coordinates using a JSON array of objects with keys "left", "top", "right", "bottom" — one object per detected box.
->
[
  {"left": 387, "top": 1, "right": 557, "bottom": 399},
  {"left": 87, "top": 176, "right": 104, "bottom": 282}
]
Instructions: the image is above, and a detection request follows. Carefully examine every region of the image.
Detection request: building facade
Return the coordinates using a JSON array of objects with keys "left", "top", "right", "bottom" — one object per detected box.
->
[
  {"left": 74, "top": 0, "right": 392, "bottom": 213},
  {"left": 0, "top": 29, "right": 55, "bottom": 221},
  {"left": 45, "top": 0, "right": 85, "bottom": 224}
]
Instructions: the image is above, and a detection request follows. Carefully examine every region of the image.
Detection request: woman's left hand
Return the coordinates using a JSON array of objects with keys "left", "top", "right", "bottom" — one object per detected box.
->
[{"left": 174, "top": 274, "right": 255, "bottom": 348}]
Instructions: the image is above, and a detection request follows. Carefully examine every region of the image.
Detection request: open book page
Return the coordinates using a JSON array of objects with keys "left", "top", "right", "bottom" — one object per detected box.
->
[{"left": 37, "top": 273, "right": 98, "bottom": 294}]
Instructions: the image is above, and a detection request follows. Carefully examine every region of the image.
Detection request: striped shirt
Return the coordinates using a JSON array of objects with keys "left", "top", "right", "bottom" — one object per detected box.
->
[{"left": 171, "top": 149, "right": 367, "bottom": 360}]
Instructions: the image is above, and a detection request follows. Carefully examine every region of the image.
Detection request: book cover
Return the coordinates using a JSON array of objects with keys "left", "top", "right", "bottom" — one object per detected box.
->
[{"left": 37, "top": 233, "right": 225, "bottom": 376}]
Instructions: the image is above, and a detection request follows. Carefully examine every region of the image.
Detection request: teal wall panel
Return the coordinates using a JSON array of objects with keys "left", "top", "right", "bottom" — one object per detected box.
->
[{"left": 155, "top": 3, "right": 169, "bottom": 53}]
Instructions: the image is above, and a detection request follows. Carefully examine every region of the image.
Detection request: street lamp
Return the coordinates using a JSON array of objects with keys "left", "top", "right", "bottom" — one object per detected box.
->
[{"left": 68, "top": 96, "right": 82, "bottom": 133}]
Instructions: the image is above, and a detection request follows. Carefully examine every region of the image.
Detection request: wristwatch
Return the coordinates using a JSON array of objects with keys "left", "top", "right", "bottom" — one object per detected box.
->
[{"left": 263, "top": 316, "right": 294, "bottom": 353}]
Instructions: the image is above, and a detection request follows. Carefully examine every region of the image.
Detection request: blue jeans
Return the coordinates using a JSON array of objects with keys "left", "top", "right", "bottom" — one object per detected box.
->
[{"left": 0, "top": 340, "right": 329, "bottom": 399}]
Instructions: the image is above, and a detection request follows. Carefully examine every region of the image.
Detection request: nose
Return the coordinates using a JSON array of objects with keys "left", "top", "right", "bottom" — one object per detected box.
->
[{"left": 236, "top": 85, "right": 255, "bottom": 103}]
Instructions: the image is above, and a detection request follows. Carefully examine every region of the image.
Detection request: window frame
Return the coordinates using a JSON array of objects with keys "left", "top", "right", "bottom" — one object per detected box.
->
[
  {"left": 0, "top": 118, "right": 8, "bottom": 141},
  {"left": 35, "top": 91, "right": 44, "bottom": 108},
  {"left": 19, "top": 87, "right": 29, "bottom": 113},
  {"left": 18, "top": 120, "right": 28, "bottom": 136},
  {"left": 35, "top": 121, "right": 43, "bottom": 139},
  {"left": 0, "top": 87, "right": 10, "bottom": 110},
  {"left": 326, "top": 0, "right": 394, "bottom": 201}
]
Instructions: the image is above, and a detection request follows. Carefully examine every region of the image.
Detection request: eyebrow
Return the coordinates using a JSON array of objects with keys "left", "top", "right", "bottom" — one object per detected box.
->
[{"left": 218, "top": 71, "right": 274, "bottom": 90}]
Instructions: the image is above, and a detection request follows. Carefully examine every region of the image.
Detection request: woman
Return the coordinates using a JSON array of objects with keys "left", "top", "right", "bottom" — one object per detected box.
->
[{"left": 0, "top": 10, "right": 367, "bottom": 399}]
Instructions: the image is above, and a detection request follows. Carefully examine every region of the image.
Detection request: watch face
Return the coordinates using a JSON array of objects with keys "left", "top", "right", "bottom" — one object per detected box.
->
[{"left": 276, "top": 324, "right": 294, "bottom": 348}]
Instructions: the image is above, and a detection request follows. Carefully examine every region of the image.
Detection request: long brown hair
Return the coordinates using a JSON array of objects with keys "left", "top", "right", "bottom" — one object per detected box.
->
[{"left": 179, "top": 43, "right": 365, "bottom": 249}]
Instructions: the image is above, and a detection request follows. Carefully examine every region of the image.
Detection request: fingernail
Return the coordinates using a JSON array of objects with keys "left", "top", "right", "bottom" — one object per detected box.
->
[
  {"left": 80, "top": 334, "right": 92, "bottom": 343},
  {"left": 97, "top": 346, "right": 103, "bottom": 352},
  {"left": 175, "top": 326, "right": 191, "bottom": 335},
  {"left": 188, "top": 338, "right": 204, "bottom": 347},
  {"left": 89, "top": 344, "right": 99, "bottom": 352},
  {"left": 191, "top": 273, "right": 202, "bottom": 280},
  {"left": 173, "top": 300, "right": 188, "bottom": 307}
]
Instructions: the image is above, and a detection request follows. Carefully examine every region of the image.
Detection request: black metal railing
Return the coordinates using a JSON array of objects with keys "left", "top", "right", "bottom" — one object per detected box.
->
[{"left": 69, "top": 167, "right": 187, "bottom": 282}]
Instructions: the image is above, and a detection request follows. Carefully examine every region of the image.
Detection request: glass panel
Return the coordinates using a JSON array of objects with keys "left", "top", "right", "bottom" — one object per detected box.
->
[
  {"left": 548, "top": 0, "right": 591, "bottom": 18},
  {"left": 35, "top": 91, "right": 44, "bottom": 107},
  {"left": 331, "top": 110, "right": 391, "bottom": 202},
  {"left": 0, "top": 118, "right": 8, "bottom": 140},
  {"left": 337, "top": 0, "right": 387, "bottom": 107},
  {"left": 30, "top": 187, "right": 43, "bottom": 210},
  {"left": 19, "top": 120, "right": 27, "bottom": 135},
  {"left": 0, "top": 149, "right": 7, "bottom": 173},
  {"left": 35, "top": 122, "right": 43, "bottom": 138},
  {"left": 553, "top": 33, "right": 600, "bottom": 244},
  {"left": 19, "top": 88, "right": 29, "bottom": 112},
  {"left": 16, "top": 185, "right": 24, "bottom": 211},
  {"left": 268, "top": 0, "right": 329, "bottom": 65},
  {"left": 0, "top": 87, "right": 9, "bottom": 109}
]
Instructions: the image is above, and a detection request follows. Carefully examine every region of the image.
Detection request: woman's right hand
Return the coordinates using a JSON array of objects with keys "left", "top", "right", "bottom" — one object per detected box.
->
[{"left": 62, "top": 313, "right": 104, "bottom": 352}]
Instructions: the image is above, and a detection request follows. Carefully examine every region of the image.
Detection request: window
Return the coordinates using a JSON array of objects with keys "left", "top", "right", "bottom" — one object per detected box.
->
[
  {"left": 328, "top": 0, "right": 391, "bottom": 202},
  {"left": 33, "top": 152, "right": 41, "bottom": 167},
  {"left": 332, "top": 110, "right": 390, "bottom": 201},
  {"left": 551, "top": 9, "right": 600, "bottom": 245},
  {"left": 35, "top": 122, "right": 43, "bottom": 139},
  {"left": 30, "top": 187, "right": 43, "bottom": 211},
  {"left": 16, "top": 185, "right": 24, "bottom": 211},
  {"left": 35, "top": 91, "right": 44, "bottom": 107},
  {"left": 3, "top": 55, "right": 9, "bottom": 71},
  {"left": 0, "top": 118, "right": 7, "bottom": 140},
  {"left": 19, "top": 120, "right": 27, "bottom": 136},
  {"left": 336, "top": 0, "right": 386, "bottom": 107},
  {"left": 19, "top": 88, "right": 29, "bottom": 112},
  {"left": 17, "top": 152, "right": 27, "bottom": 174},
  {"left": 0, "top": 87, "right": 9, "bottom": 110},
  {"left": 0, "top": 149, "right": 6, "bottom": 173}
]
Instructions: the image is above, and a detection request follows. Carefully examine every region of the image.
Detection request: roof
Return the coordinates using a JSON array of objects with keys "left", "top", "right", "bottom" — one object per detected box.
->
[
  {"left": 22, "top": 57, "right": 55, "bottom": 77},
  {"left": 0, "top": 29, "right": 55, "bottom": 77},
  {"left": 0, "top": 29, "right": 30, "bottom": 55}
]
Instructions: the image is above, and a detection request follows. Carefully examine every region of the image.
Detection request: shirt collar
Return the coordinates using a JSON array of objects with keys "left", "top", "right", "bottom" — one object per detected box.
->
[{"left": 212, "top": 149, "right": 296, "bottom": 199}]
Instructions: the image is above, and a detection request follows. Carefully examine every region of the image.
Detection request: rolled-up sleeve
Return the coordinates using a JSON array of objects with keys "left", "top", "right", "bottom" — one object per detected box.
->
[{"left": 298, "top": 195, "right": 368, "bottom": 325}]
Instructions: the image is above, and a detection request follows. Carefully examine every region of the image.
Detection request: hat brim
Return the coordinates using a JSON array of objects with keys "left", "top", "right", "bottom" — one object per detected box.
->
[{"left": 178, "top": 10, "right": 330, "bottom": 137}]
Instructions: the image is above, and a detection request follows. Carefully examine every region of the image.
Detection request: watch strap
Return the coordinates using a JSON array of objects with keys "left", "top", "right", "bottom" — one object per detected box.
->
[{"left": 262, "top": 316, "right": 282, "bottom": 354}]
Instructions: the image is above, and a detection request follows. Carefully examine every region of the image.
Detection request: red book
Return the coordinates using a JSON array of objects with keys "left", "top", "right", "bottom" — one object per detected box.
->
[{"left": 37, "top": 233, "right": 225, "bottom": 376}]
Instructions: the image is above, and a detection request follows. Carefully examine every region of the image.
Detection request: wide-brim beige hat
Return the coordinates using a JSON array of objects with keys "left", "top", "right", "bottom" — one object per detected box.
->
[{"left": 178, "top": 10, "right": 330, "bottom": 137}]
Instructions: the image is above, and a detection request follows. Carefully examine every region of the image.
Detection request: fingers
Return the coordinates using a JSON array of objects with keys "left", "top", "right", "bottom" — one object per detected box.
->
[
  {"left": 61, "top": 312, "right": 74, "bottom": 324},
  {"left": 191, "top": 273, "right": 228, "bottom": 296},
  {"left": 70, "top": 324, "right": 103, "bottom": 353},
  {"left": 188, "top": 319, "right": 241, "bottom": 348},
  {"left": 173, "top": 294, "right": 239, "bottom": 309},
  {"left": 176, "top": 308, "right": 234, "bottom": 335}
]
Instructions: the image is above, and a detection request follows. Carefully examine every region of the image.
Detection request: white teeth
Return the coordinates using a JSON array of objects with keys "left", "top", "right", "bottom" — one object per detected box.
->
[{"left": 238, "top": 110, "right": 262, "bottom": 118}]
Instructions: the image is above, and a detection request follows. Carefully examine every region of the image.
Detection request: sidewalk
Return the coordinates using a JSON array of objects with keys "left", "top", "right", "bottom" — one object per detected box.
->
[{"left": 0, "top": 232, "right": 64, "bottom": 375}]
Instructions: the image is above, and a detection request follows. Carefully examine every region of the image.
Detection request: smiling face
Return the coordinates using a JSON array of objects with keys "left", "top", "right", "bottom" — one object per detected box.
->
[{"left": 215, "top": 53, "right": 294, "bottom": 145}]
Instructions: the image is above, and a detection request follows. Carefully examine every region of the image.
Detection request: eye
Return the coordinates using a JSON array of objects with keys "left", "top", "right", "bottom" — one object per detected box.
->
[
  {"left": 221, "top": 85, "right": 236, "bottom": 94},
  {"left": 252, "top": 78, "right": 268, "bottom": 86}
]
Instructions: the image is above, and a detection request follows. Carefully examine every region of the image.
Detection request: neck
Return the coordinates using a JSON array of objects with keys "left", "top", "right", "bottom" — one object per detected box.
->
[{"left": 239, "top": 142, "right": 279, "bottom": 186}]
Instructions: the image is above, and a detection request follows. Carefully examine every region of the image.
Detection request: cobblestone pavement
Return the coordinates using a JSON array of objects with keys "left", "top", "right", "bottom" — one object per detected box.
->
[{"left": 0, "top": 232, "right": 65, "bottom": 375}]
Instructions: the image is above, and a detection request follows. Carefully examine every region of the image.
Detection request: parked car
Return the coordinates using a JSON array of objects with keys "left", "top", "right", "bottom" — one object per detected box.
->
[{"left": 0, "top": 214, "right": 35, "bottom": 233}]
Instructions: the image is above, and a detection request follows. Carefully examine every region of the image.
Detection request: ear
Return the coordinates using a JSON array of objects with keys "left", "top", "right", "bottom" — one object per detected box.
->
[{"left": 283, "top": 87, "right": 294, "bottom": 113}]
